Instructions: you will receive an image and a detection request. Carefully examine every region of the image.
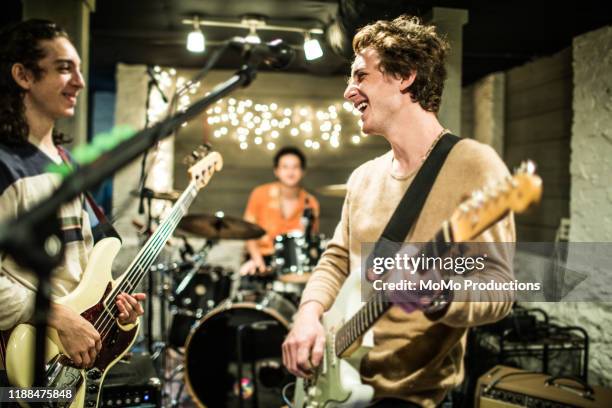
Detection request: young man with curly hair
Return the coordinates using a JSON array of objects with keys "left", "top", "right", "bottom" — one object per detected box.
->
[
  {"left": 0, "top": 20, "right": 145, "bottom": 381},
  {"left": 282, "top": 15, "right": 515, "bottom": 407}
]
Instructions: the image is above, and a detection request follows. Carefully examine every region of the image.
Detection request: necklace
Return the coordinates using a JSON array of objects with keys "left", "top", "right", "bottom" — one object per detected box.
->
[
  {"left": 391, "top": 128, "right": 450, "bottom": 180},
  {"left": 422, "top": 128, "right": 450, "bottom": 162}
]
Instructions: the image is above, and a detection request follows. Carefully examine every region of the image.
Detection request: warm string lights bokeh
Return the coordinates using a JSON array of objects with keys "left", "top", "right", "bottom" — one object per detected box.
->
[
  {"left": 148, "top": 66, "right": 367, "bottom": 153},
  {"left": 204, "top": 98, "right": 366, "bottom": 151}
]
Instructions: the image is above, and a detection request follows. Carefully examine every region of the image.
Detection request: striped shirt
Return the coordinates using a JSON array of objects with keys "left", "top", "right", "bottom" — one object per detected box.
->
[{"left": 0, "top": 141, "right": 94, "bottom": 332}]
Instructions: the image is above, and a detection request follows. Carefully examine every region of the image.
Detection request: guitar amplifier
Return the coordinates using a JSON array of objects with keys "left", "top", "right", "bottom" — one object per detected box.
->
[
  {"left": 476, "top": 365, "right": 612, "bottom": 408},
  {"left": 100, "top": 352, "right": 162, "bottom": 407}
]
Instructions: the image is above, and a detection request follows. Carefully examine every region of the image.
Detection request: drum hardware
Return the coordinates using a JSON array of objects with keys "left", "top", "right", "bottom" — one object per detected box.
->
[
  {"left": 174, "top": 241, "right": 213, "bottom": 297},
  {"left": 184, "top": 290, "right": 296, "bottom": 407},
  {"left": 178, "top": 211, "right": 266, "bottom": 240},
  {"left": 167, "top": 260, "right": 234, "bottom": 350},
  {"left": 236, "top": 320, "right": 280, "bottom": 407}
]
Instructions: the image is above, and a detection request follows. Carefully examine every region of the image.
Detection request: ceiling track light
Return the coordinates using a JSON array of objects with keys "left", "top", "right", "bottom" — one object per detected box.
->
[
  {"left": 181, "top": 15, "right": 324, "bottom": 61},
  {"left": 244, "top": 21, "right": 261, "bottom": 44},
  {"left": 186, "top": 15, "right": 205, "bottom": 53},
  {"left": 303, "top": 32, "right": 323, "bottom": 61}
]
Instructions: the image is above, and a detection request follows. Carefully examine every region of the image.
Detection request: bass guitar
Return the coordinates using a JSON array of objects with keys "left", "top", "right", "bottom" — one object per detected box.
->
[{"left": 5, "top": 148, "right": 222, "bottom": 408}]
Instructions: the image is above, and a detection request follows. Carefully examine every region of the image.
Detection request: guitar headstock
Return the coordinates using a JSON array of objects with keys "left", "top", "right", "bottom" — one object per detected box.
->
[
  {"left": 184, "top": 144, "right": 223, "bottom": 191},
  {"left": 449, "top": 160, "right": 542, "bottom": 242}
]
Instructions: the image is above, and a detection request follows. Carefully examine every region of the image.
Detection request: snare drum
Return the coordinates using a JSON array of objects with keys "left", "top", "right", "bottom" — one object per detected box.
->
[
  {"left": 272, "top": 232, "right": 323, "bottom": 284},
  {"left": 184, "top": 290, "right": 296, "bottom": 407}
]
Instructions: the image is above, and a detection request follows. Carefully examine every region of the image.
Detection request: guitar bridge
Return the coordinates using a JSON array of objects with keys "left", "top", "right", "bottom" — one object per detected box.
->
[{"left": 44, "top": 355, "right": 83, "bottom": 407}]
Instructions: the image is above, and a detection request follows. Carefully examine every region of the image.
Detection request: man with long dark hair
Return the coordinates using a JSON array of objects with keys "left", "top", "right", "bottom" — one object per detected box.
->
[{"left": 0, "top": 20, "right": 144, "bottom": 381}]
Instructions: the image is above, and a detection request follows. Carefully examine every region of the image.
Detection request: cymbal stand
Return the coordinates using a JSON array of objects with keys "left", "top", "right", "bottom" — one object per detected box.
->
[
  {"left": 174, "top": 239, "right": 214, "bottom": 298},
  {"left": 162, "top": 238, "right": 215, "bottom": 407}
]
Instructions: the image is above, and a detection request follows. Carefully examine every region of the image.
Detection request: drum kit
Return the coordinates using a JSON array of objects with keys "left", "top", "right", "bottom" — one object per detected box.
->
[{"left": 140, "top": 189, "right": 331, "bottom": 407}]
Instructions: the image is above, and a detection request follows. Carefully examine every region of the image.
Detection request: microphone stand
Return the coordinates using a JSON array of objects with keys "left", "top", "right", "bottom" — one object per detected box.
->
[
  {"left": 139, "top": 67, "right": 169, "bottom": 355},
  {"left": 0, "top": 50, "right": 263, "bottom": 386}
]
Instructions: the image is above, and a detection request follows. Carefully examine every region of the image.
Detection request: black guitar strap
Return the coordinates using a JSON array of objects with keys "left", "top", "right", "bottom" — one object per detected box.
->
[
  {"left": 366, "top": 133, "right": 461, "bottom": 272},
  {"left": 382, "top": 133, "right": 461, "bottom": 243},
  {"left": 57, "top": 146, "right": 121, "bottom": 243}
]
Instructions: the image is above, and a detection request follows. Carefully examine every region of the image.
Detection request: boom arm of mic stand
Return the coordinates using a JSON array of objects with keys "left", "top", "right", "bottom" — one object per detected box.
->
[{"left": 0, "top": 61, "right": 259, "bottom": 389}]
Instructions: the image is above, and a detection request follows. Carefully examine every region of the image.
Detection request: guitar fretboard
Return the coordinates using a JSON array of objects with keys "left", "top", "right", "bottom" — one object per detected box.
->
[
  {"left": 107, "top": 182, "right": 198, "bottom": 303},
  {"left": 334, "top": 228, "right": 452, "bottom": 356}
]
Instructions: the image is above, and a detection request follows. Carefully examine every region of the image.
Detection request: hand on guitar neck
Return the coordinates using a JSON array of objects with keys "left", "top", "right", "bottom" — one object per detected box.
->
[{"left": 48, "top": 292, "right": 145, "bottom": 368}]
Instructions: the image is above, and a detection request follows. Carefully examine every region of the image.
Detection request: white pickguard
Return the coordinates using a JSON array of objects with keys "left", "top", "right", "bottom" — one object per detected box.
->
[{"left": 294, "top": 269, "right": 375, "bottom": 408}]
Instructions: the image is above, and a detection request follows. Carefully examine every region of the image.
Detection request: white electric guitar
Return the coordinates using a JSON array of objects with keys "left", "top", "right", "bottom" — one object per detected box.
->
[
  {"left": 294, "top": 161, "right": 543, "bottom": 408},
  {"left": 4, "top": 147, "right": 223, "bottom": 408}
]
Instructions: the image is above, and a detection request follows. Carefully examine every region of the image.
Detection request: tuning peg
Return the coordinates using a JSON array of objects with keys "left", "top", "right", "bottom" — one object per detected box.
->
[
  {"left": 182, "top": 153, "right": 197, "bottom": 166},
  {"left": 197, "top": 143, "right": 212, "bottom": 156}
]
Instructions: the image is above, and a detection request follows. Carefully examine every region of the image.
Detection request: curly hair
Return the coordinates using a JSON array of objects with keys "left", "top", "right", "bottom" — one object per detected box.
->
[
  {"left": 0, "top": 19, "right": 71, "bottom": 146},
  {"left": 352, "top": 15, "right": 449, "bottom": 113}
]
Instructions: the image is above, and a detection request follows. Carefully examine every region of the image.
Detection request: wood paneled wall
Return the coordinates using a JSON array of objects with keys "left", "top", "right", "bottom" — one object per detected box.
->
[{"left": 504, "top": 48, "right": 572, "bottom": 241}]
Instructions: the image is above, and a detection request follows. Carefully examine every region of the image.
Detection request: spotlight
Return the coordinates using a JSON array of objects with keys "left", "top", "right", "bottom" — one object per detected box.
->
[
  {"left": 303, "top": 32, "right": 323, "bottom": 61},
  {"left": 187, "top": 17, "right": 205, "bottom": 53}
]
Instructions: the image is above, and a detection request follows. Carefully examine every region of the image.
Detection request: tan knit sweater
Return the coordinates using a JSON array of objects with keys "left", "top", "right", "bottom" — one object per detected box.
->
[{"left": 300, "top": 138, "right": 516, "bottom": 407}]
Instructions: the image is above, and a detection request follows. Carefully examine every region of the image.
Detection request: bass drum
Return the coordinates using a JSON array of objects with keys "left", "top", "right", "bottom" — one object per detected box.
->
[{"left": 184, "top": 290, "right": 296, "bottom": 407}]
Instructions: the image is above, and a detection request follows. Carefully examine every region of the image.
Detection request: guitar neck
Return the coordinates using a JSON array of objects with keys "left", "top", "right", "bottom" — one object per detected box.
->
[
  {"left": 334, "top": 227, "right": 453, "bottom": 357},
  {"left": 109, "top": 182, "right": 198, "bottom": 300},
  {"left": 333, "top": 163, "right": 541, "bottom": 358}
]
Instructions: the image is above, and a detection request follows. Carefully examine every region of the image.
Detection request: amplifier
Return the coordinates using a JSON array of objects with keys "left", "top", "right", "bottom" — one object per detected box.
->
[
  {"left": 100, "top": 352, "right": 162, "bottom": 407},
  {"left": 476, "top": 366, "right": 612, "bottom": 408}
]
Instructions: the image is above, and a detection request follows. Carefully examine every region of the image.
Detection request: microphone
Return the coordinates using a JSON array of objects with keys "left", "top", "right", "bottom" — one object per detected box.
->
[
  {"left": 302, "top": 197, "right": 314, "bottom": 244},
  {"left": 229, "top": 37, "right": 295, "bottom": 69}
]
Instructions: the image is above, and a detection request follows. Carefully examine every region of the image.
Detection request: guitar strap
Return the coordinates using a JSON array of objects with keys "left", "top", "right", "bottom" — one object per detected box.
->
[
  {"left": 382, "top": 133, "right": 461, "bottom": 242},
  {"left": 368, "top": 133, "right": 461, "bottom": 266},
  {"left": 56, "top": 146, "right": 121, "bottom": 243}
]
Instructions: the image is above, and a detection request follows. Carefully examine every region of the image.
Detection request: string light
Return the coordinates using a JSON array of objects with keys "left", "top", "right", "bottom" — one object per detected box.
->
[
  {"left": 146, "top": 67, "right": 368, "bottom": 152},
  {"left": 202, "top": 97, "right": 366, "bottom": 151}
]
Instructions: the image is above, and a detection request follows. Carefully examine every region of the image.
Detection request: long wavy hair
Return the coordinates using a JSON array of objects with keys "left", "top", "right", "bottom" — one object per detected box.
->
[{"left": 0, "top": 19, "right": 71, "bottom": 146}]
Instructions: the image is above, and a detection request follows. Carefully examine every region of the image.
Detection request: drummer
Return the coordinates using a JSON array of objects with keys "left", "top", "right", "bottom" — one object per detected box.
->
[{"left": 239, "top": 146, "right": 320, "bottom": 276}]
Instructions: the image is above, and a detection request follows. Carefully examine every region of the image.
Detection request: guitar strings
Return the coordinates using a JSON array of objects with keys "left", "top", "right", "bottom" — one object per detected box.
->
[
  {"left": 95, "top": 197, "right": 188, "bottom": 339},
  {"left": 92, "top": 182, "right": 197, "bottom": 340},
  {"left": 95, "top": 190, "right": 192, "bottom": 340},
  {"left": 94, "top": 185, "right": 194, "bottom": 337}
]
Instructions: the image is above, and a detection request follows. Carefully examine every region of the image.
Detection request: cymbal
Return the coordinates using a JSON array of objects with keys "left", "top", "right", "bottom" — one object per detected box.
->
[
  {"left": 130, "top": 189, "right": 182, "bottom": 201},
  {"left": 178, "top": 212, "right": 265, "bottom": 240},
  {"left": 317, "top": 184, "right": 347, "bottom": 198}
]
